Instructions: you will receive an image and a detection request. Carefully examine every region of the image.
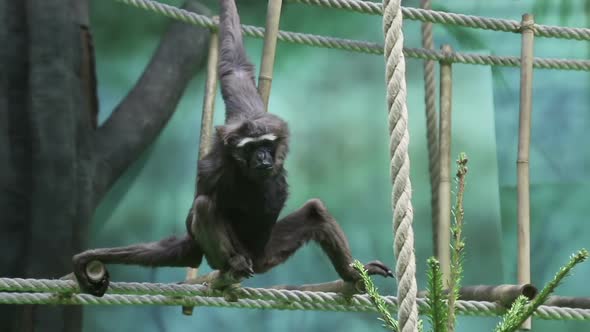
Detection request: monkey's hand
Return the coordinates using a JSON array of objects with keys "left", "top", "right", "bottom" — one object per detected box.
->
[
  {"left": 227, "top": 254, "right": 255, "bottom": 279},
  {"left": 72, "top": 254, "right": 110, "bottom": 297},
  {"left": 363, "top": 260, "right": 394, "bottom": 278}
]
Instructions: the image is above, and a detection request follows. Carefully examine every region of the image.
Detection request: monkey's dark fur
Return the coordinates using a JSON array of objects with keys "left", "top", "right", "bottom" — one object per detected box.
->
[{"left": 73, "top": 0, "right": 392, "bottom": 296}]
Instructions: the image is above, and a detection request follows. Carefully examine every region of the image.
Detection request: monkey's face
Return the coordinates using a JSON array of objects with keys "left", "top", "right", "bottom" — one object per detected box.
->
[
  {"left": 217, "top": 116, "right": 289, "bottom": 179},
  {"left": 234, "top": 134, "right": 278, "bottom": 176}
]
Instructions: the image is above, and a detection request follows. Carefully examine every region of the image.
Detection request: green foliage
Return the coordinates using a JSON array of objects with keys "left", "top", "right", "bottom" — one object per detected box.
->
[
  {"left": 359, "top": 153, "right": 587, "bottom": 332},
  {"left": 447, "top": 153, "right": 468, "bottom": 332},
  {"left": 426, "top": 257, "right": 448, "bottom": 332},
  {"left": 494, "top": 249, "right": 589, "bottom": 332},
  {"left": 493, "top": 295, "right": 529, "bottom": 332},
  {"left": 351, "top": 260, "right": 399, "bottom": 331}
]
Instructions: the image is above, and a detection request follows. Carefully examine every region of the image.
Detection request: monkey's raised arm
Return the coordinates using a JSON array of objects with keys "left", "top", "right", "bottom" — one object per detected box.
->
[{"left": 219, "top": 0, "right": 265, "bottom": 121}]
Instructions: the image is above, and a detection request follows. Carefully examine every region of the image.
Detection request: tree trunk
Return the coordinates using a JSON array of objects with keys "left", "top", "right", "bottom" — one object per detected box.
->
[{"left": 0, "top": 0, "right": 210, "bottom": 331}]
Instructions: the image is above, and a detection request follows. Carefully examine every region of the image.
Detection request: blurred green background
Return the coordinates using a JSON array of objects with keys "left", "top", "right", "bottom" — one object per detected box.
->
[{"left": 85, "top": 0, "right": 590, "bottom": 331}]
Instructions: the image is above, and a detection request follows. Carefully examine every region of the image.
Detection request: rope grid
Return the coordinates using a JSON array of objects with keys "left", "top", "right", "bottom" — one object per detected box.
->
[
  {"left": 112, "top": 0, "right": 590, "bottom": 71},
  {"left": 4, "top": 0, "right": 587, "bottom": 325},
  {"left": 1, "top": 278, "right": 589, "bottom": 320},
  {"left": 290, "top": 0, "right": 590, "bottom": 41},
  {"left": 383, "top": 0, "right": 419, "bottom": 330}
]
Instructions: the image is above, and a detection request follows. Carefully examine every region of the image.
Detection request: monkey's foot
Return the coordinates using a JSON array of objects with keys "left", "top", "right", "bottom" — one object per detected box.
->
[
  {"left": 363, "top": 260, "right": 394, "bottom": 278},
  {"left": 72, "top": 256, "right": 110, "bottom": 297},
  {"left": 227, "top": 255, "right": 254, "bottom": 279}
]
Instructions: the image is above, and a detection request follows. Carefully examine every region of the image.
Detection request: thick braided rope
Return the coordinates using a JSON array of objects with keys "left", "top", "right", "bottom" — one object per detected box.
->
[
  {"left": 114, "top": 0, "right": 382, "bottom": 54},
  {"left": 290, "top": 0, "right": 590, "bottom": 41},
  {"left": 419, "top": 0, "right": 440, "bottom": 255},
  {"left": 1, "top": 278, "right": 590, "bottom": 320},
  {"left": 0, "top": 292, "right": 357, "bottom": 312},
  {"left": 383, "top": 0, "right": 419, "bottom": 331},
  {"left": 113, "top": 0, "right": 590, "bottom": 71}
]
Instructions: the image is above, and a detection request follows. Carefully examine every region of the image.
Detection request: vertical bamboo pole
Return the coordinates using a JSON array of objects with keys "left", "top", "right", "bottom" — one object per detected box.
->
[
  {"left": 257, "top": 0, "right": 283, "bottom": 109},
  {"left": 182, "top": 29, "right": 219, "bottom": 316},
  {"left": 517, "top": 13, "right": 535, "bottom": 330},
  {"left": 438, "top": 44, "right": 453, "bottom": 285},
  {"left": 196, "top": 31, "right": 219, "bottom": 164}
]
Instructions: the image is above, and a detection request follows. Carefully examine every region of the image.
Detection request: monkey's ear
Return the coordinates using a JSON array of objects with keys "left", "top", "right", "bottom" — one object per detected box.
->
[
  {"left": 215, "top": 125, "right": 230, "bottom": 144},
  {"left": 216, "top": 121, "right": 247, "bottom": 145}
]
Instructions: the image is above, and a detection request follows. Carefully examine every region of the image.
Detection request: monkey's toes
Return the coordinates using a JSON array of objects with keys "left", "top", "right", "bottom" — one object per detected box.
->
[
  {"left": 364, "top": 260, "right": 394, "bottom": 278},
  {"left": 73, "top": 259, "right": 110, "bottom": 297},
  {"left": 228, "top": 255, "right": 255, "bottom": 279}
]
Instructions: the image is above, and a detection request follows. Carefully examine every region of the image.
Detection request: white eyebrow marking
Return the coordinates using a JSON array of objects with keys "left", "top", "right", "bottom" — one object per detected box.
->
[{"left": 236, "top": 134, "right": 277, "bottom": 147}]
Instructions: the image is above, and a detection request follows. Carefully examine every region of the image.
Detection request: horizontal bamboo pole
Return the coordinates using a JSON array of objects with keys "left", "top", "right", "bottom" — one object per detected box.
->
[
  {"left": 545, "top": 296, "right": 590, "bottom": 309},
  {"left": 417, "top": 284, "right": 538, "bottom": 307}
]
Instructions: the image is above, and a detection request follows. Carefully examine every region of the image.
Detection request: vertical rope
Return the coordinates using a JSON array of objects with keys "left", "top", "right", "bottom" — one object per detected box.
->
[
  {"left": 382, "top": 0, "right": 419, "bottom": 331},
  {"left": 420, "top": 0, "right": 440, "bottom": 258}
]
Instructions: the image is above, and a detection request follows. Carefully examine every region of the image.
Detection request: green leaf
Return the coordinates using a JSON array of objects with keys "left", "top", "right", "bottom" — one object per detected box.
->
[{"left": 426, "top": 257, "right": 448, "bottom": 332}]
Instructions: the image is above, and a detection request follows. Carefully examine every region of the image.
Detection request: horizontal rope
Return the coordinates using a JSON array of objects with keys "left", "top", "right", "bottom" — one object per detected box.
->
[
  {"left": 115, "top": 0, "right": 383, "bottom": 54},
  {"left": 2, "top": 278, "right": 590, "bottom": 320},
  {"left": 113, "top": 0, "right": 590, "bottom": 71},
  {"left": 404, "top": 48, "right": 590, "bottom": 71},
  {"left": 290, "top": 0, "right": 590, "bottom": 41}
]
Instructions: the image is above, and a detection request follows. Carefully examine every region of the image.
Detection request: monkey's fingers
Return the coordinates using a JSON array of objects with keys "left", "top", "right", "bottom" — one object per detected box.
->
[{"left": 364, "top": 260, "right": 394, "bottom": 278}]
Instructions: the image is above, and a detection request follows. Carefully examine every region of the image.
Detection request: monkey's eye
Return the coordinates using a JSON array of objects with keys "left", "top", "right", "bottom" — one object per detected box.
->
[
  {"left": 261, "top": 139, "right": 277, "bottom": 149},
  {"left": 239, "top": 144, "right": 256, "bottom": 156}
]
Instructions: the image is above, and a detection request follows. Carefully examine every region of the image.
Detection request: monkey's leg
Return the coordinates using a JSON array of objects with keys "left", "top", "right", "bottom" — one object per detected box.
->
[
  {"left": 73, "top": 234, "right": 202, "bottom": 296},
  {"left": 190, "top": 195, "right": 254, "bottom": 279},
  {"left": 254, "top": 199, "right": 393, "bottom": 281}
]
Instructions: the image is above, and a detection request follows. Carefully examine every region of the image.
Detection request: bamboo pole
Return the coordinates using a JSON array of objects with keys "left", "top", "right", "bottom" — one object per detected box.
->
[
  {"left": 257, "top": 0, "right": 283, "bottom": 109},
  {"left": 545, "top": 296, "right": 590, "bottom": 309},
  {"left": 517, "top": 13, "right": 535, "bottom": 330},
  {"left": 196, "top": 30, "right": 219, "bottom": 164},
  {"left": 417, "top": 284, "right": 538, "bottom": 307},
  {"left": 183, "top": 29, "right": 219, "bottom": 315},
  {"left": 437, "top": 44, "right": 453, "bottom": 285}
]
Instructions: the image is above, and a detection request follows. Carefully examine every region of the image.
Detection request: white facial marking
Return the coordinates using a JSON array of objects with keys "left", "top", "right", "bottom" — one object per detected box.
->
[{"left": 236, "top": 134, "right": 277, "bottom": 147}]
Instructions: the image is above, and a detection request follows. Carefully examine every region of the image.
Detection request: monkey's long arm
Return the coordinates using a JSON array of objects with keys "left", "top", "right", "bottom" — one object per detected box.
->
[
  {"left": 218, "top": 0, "right": 265, "bottom": 120},
  {"left": 253, "top": 199, "right": 393, "bottom": 281}
]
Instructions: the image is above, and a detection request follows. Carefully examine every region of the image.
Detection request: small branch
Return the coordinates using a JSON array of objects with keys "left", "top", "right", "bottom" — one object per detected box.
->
[
  {"left": 352, "top": 260, "right": 398, "bottom": 331},
  {"left": 184, "top": 270, "right": 364, "bottom": 296},
  {"left": 270, "top": 279, "right": 362, "bottom": 297},
  {"left": 494, "top": 295, "right": 529, "bottom": 332},
  {"left": 92, "top": 0, "right": 211, "bottom": 202},
  {"left": 447, "top": 153, "right": 468, "bottom": 332},
  {"left": 183, "top": 270, "right": 238, "bottom": 289}
]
